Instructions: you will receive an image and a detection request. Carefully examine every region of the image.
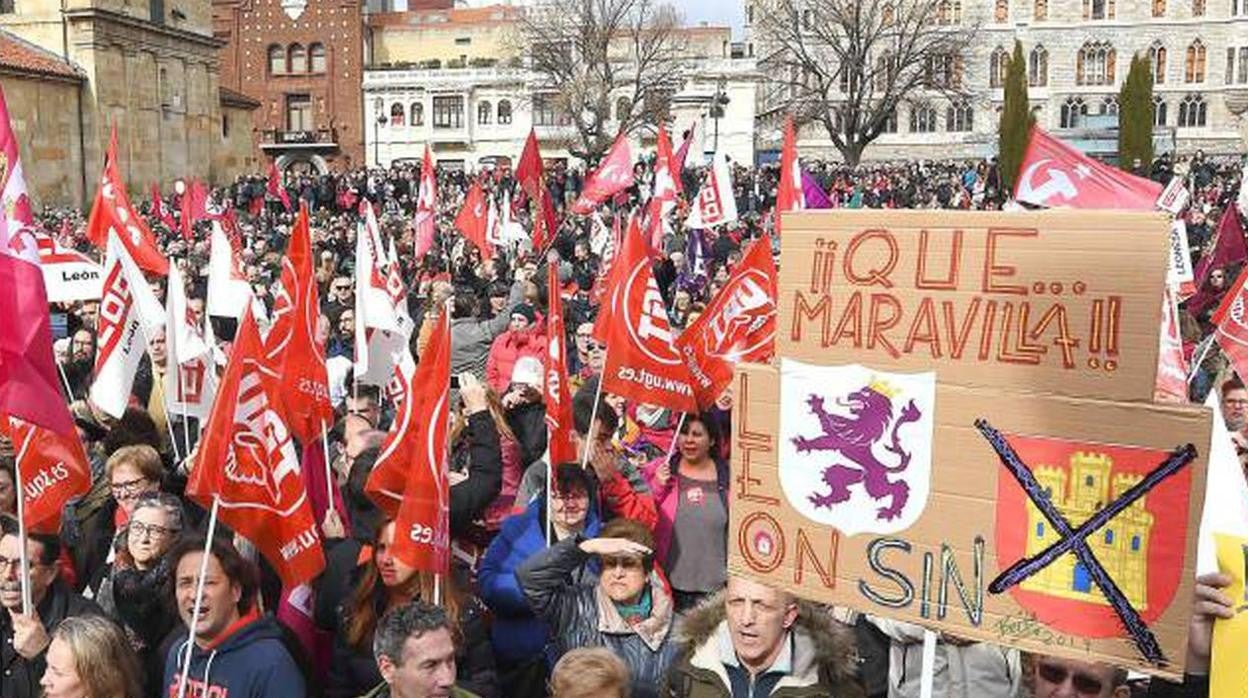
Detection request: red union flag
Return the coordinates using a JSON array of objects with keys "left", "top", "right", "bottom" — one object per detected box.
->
[
  {"left": 599, "top": 216, "right": 697, "bottom": 412},
  {"left": 85, "top": 129, "right": 168, "bottom": 275},
  {"left": 544, "top": 263, "right": 575, "bottom": 465},
  {"left": 675, "top": 237, "right": 777, "bottom": 407},
  {"left": 686, "top": 150, "right": 738, "bottom": 229},
  {"left": 366, "top": 313, "right": 450, "bottom": 573},
  {"left": 570, "top": 132, "right": 635, "bottom": 215},
  {"left": 261, "top": 205, "right": 332, "bottom": 445},
  {"left": 775, "top": 116, "right": 804, "bottom": 237},
  {"left": 454, "top": 179, "right": 492, "bottom": 260},
  {"left": 190, "top": 307, "right": 325, "bottom": 588},
  {"left": 2, "top": 416, "right": 91, "bottom": 533},
  {"left": 994, "top": 434, "right": 1192, "bottom": 638},
  {"left": 1213, "top": 266, "right": 1248, "bottom": 381},
  {"left": 414, "top": 145, "right": 438, "bottom": 258},
  {"left": 1155, "top": 288, "right": 1187, "bottom": 403},
  {"left": 1014, "top": 127, "right": 1163, "bottom": 210}
]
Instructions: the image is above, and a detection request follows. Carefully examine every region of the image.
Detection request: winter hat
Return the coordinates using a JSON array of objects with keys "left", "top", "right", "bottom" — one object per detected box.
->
[{"left": 511, "top": 303, "right": 536, "bottom": 324}]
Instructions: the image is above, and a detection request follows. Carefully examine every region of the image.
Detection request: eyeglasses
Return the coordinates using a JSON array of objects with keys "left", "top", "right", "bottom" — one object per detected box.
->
[
  {"left": 110, "top": 477, "right": 151, "bottom": 497},
  {"left": 0, "top": 556, "right": 48, "bottom": 573},
  {"left": 600, "top": 555, "right": 644, "bottom": 571},
  {"left": 129, "top": 521, "right": 177, "bottom": 540},
  {"left": 1225, "top": 399, "right": 1248, "bottom": 408},
  {"left": 1036, "top": 663, "right": 1105, "bottom": 695}
]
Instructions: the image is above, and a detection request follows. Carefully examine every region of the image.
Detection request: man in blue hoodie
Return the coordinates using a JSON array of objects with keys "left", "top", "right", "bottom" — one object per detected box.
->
[{"left": 161, "top": 535, "right": 306, "bottom": 696}]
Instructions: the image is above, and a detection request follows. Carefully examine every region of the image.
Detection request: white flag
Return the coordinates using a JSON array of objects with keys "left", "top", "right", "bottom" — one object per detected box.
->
[
  {"left": 685, "top": 150, "right": 739, "bottom": 229},
  {"left": 90, "top": 233, "right": 165, "bottom": 418},
  {"left": 34, "top": 231, "right": 103, "bottom": 303},
  {"left": 207, "top": 221, "right": 252, "bottom": 319},
  {"left": 1196, "top": 392, "right": 1248, "bottom": 575},
  {"left": 164, "top": 264, "right": 217, "bottom": 420}
]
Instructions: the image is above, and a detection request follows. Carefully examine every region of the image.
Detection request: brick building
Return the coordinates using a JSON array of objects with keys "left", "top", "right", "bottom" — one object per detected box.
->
[{"left": 213, "top": 0, "right": 371, "bottom": 174}]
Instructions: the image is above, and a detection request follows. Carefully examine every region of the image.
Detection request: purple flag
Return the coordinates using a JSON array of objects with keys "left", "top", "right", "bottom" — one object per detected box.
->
[
  {"left": 1188, "top": 205, "right": 1247, "bottom": 318},
  {"left": 678, "top": 228, "right": 710, "bottom": 296},
  {"left": 802, "top": 171, "right": 832, "bottom": 209}
]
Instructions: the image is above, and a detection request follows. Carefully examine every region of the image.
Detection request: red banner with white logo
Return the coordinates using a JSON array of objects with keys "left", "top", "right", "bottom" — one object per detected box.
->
[
  {"left": 190, "top": 307, "right": 325, "bottom": 588},
  {"left": 570, "top": 132, "right": 635, "bottom": 215},
  {"left": 1014, "top": 127, "right": 1162, "bottom": 210},
  {"left": 454, "top": 179, "right": 493, "bottom": 260},
  {"left": 675, "top": 236, "right": 778, "bottom": 408},
  {"left": 545, "top": 264, "right": 576, "bottom": 465},
  {"left": 1213, "top": 266, "right": 1248, "bottom": 383},
  {"left": 366, "top": 313, "right": 451, "bottom": 574},
  {"left": 1155, "top": 287, "right": 1188, "bottom": 403},
  {"left": 414, "top": 145, "right": 438, "bottom": 258},
  {"left": 2, "top": 416, "right": 91, "bottom": 533},
  {"left": 85, "top": 129, "right": 168, "bottom": 275},
  {"left": 599, "top": 217, "right": 697, "bottom": 412}
]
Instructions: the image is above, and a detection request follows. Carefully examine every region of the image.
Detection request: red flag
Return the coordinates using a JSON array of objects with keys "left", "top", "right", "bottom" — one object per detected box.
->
[
  {"left": 775, "top": 116, "right": 804, "bottom": 237},
  {"left": 673, "top": 120, "right": 697, "bottom": 173},
  {"left": 268, "top": 163, "right": 293, "bottom": 212},
  {"left": 570, "top": 132, "right": 635, "bottom": 215},
  {"left": 1014, "top": 127, "right": 1162, "bottom": 210},
  {"left": 2, "top": 417, "right": 91, "bottom": 533},
  {"left": 261, "top": 204, "right": 333, "bottom": 445},
  {"left": 591, "top": 214, "right": 635, "bottom": 342},
  {"left": 366, "top": 314, "right": 450, "bottom": 573},
  {"left": 515, "top": 129, "right": 545, "bottom": 200},
  {"left": 545, "top": 264, "right": 575, "bottom": 465},
  {"left": 1188, "top": 206, "right": 1248, "bottom": 318},
  {"left": 675, "top": 237, "right": 778, "bottom": 407},
  {"left": 454, "top": 179, "right": 492, "bottom": 260},
  {"left": 413, "top": 145, "right": 438, "bottom": 258},
  {"left": 0, "top": 85, "right": 74, "bottom": 435},
  {"left": 179, "top": 180, "right": 210, "bottom": 241},
  {"left": 533, "top": 186, "right": 558, "bottom": 252},
  {"left": 1212, "top": 262, "right": 1248, "bottom": 384},
  {"left": 151, "top": 184, "right": 177, "bottom": 230},
  {"left": 654, "top": 126, "right": 682, "bottom": 199},
  {"left": 85, "top": 128, "right": 168, "bottom": 275},
  {"left": 1155, "top": 287, "right": 1188, "bottom": 403},
  {"left": 598, "top": 217, "right": 697, "bottom": 412},
  {"left": 190, "top": 307, "right": 325, "bottom": 588}
]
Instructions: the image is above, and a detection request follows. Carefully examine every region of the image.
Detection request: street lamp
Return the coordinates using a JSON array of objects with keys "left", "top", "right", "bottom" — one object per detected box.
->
[
  {"left": 375, "top": 112, "right": 387, "bottom": 168},
  {"left": 709, "top": 76, "right": 730, "bottom": 154}
]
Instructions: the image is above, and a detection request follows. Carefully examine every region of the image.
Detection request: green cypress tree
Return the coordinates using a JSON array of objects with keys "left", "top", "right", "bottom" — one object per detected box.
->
[
  {"left": 998, "top": 40, "right": 1033, "bottom": 193},
  {"left": 1118, "top": 54, "right": 1155, "bottom": 174}
]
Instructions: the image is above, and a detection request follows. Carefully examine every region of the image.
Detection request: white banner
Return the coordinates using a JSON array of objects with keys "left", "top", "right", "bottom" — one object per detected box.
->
[{"left": 35, "top": 233, "right": 102, "bottom": 303}]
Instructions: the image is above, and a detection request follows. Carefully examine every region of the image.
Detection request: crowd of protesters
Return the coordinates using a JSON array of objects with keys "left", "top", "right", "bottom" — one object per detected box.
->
[{"left": 0, "top": 148, "right": 1243, "bottom": 698}]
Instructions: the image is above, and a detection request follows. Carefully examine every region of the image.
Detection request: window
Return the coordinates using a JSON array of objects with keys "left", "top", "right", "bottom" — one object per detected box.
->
[
  {"left": 310, "top": 43, "right": 326, "bottom": 73},
  {"left": 1154, "top": 95, "right": 1168, "bottom": 126},
  {"left": 1084, "top": 0, "right": 1115, "bottom": 18},
  {"left": 1060, "top": 97, "right": 1087, "bottom": 128},
  {"left": 222, "top": 114, "right": 229, "bottom": 138},
  {"left": 615, "top": 97, "right": 631, "bottom": 122},
  {"left": 477, "top": 100, "right": 491, "bottom": 125},
  {"left": 1237, "top": 0, "right": 1248, "bottom": 16},
  {"left": 1186, "top": 39, "right": 1207, "bottom": 82},
  {"left": 455, "top": 37, "right": 471, "bottom": 46},
  {"left": 909, "top": 103, "right": 937, "bottom": 133},
  {"left": 1239, "top": 47, "right": 1248, "bottom": 84},
  {"left": 1192, "top": 0, "right": 1205, "bottom": 15},
  {"left": 802, "top": 9, "right": 812, "bottom": 29},
  {"left": 880, "top": 108, "right": 898, "bottom": 133},
  {"left": 990, "top": 46, "right": 1009, "bottom": 88},
  {"left": 1150, "top": 43, "right": 1167, "bottom": 84},
  {"left": 1100, "top": 95, "right": 1119, "bottom": 115},
  {"left": 925, "top": 53, "right": 960, "bottom": 88},
  {"left": 1033, "top": 0, "right": 1047, "bottom": 20},
  {"left": 433, "top": 95, "right": 464, "bottom": 129},
  {"left": 937, "top": 0, "right": 961, "bottom": 23},
  {"left": 747, "top": 4, "right": 753, "bottom": 23},
  {"left": 534, "top": 94, "right": 558, "bottom": 126},
  {"left": 994, "top": 0, "right": 1008, "bottom": 21},
  {"left": 1179, "top": 93, "right": 1207, "bottom": 127},
  {"left": 412, "top": 103, "right": 424, "bottom": 126},
  {"left": 288, "top": 44, "right": 306, "bottom": 74},
  {"left": 287, "top": 94, "right": 312, "bottom": 132},
  {"left": 1152, "top": 0, "right": 1165, "bottom": 15},
  {"left": 497, "top": 99, "right": 512, "bottom": 124},
  {"left": 390, "top": 102, "right": 405, "bottom": 127},
  {"left": 946, "top": 102, "right": 973, "bottom": 131},
  {"left": 875, "top": 53, "right": 895, "bottom": 92},
  {"left": 268, "top": 45, "right": 284, "bottom": 75},
  {"left": 1228, "top": 47, "right": 1236, "bottom": 84},
  {"left": 1077, "top": 41, "right": 1116, "bottom": 86},
  {"left": 882, "top": 3, "right": 896, "bottom": 25},
  {"left": 1029, "top": 45, "right": 1048, "bottom": 87}
]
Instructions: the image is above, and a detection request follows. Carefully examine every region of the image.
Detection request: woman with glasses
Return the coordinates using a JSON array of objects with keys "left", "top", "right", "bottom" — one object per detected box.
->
[
  {"left": 92, "top": 492, "right": 184, "bottom": 694},
  {"left": 74, "top": 445, "right": 165, "bottom": 593}
]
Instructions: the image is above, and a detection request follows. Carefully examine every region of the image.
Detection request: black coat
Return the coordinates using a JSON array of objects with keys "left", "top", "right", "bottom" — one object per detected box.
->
[{"left": 1, "top": 580, "right": 103, "bottom": 698}]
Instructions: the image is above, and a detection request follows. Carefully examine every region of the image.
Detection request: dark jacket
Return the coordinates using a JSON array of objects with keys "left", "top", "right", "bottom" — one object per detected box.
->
[
  {"left": 1, "top": 580, "right": 103, "bottom": 698},
  {"left": 327, "top": 595, "right": 497, "bottom": 698},
  {"left": 517, "top": 536, "right": 679, "bottom": 698},
  {"left": 478, "top": 495, "right": 602, "bottom": 665},
  {"left": 662, "top": 591, "right": 866, "bottom": 698},
  {"left": 162, "top": 612, "right": 306, "bottom": 697},
  {"left": 359, "top": 684, "right": 481, "bottom": 698},
  {"left": 450, "top": 411, "right": 505, "bottom": 537},
  {"left": 110, "top": 557, "right": 180, "bottom": 695},
  {"left": 1148, "top": 675, "right": 1210, "bottom": 698}
]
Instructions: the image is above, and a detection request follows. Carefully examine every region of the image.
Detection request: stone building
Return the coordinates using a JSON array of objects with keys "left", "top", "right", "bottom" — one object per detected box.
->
[
  {"left": 748, "top": 0, "right": 1248, "bottom": 161},
  {"left": 0, "top": 0, "right": 258, "bottom": 208},
  {"left": 213, "top": 0, "right": 373, "bottom": 174},
  {"left": 362, "top": 4, "right": 759, "bottom": 170}
]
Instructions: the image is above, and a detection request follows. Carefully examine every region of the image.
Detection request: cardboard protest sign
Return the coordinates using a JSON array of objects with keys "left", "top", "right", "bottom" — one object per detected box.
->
[
  {"left": 729, "top": 361, "right": 1210, "bottom": 678},
  {"left": 1211, "top": 533, "right": 1247, "bottom": 697},
  {"left": 776, "top": 210, "right": 1171, "bottom": 402}
]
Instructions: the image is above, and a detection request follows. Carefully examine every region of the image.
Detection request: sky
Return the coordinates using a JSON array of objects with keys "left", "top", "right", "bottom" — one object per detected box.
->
[{"left": 675, "top": 0, "right": 745, "bottom": 37}]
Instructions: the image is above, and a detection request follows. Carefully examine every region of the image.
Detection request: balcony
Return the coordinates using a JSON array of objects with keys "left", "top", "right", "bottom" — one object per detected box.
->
[{"left": 260, "top": 128, "right": 339, "bottom": 151}]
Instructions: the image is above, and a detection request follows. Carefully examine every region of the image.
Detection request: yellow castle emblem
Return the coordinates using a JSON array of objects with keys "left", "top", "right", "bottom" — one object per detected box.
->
[{"left": 1022, "top": 452, "right": 1153, "bottom": 609}]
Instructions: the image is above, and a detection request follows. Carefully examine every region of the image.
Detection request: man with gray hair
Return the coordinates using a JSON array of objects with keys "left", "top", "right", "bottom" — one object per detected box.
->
[{"left": 362, "top": 600, "right": 481, "bottom": 698}]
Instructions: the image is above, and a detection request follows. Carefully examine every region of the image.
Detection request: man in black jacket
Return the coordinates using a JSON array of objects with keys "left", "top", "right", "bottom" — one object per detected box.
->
[{"left": 0, "top": 515, "right": 103, "bottom": 698}]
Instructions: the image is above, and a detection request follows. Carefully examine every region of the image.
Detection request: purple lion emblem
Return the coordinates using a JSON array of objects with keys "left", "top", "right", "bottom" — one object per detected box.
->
[{"left": 791, "top": 384, "right": 922, "bottom": 521}]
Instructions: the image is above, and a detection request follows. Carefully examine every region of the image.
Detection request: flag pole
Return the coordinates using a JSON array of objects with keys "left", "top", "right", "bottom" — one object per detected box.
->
[
  {"left": 664, "top": 412, "right": 687, "bottom": 466},
  {"left": 544, "top": 444, "right": 553, "bottom": 546},
  {"left": 55, "top": 360, "right": 73, "bottom": 400},
  {"left": 155, "top": 378, "right": 182, "bottom": 464},
  {"left": 11, "top": 419, "right": 34, "bottom": 614},
  {"left": 177, "top": 365, "right": 192, "bottom": 463},
  {"left": 578, "top": 347, "right": 610, "bottom": 472},
  {"left": 321, "top": 421, "right": 334, "bottom": 506},
  {"left": 175, "top": 494, "right": 219, "bottom": 698}
]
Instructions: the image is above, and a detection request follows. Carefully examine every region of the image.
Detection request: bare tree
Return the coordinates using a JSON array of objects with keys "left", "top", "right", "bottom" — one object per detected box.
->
[
  {"left": 511, "top": 0, "right": 689, "bottom": 163},
  {"left": 754, "top": 0, "right": 980, "bottom": 165}
]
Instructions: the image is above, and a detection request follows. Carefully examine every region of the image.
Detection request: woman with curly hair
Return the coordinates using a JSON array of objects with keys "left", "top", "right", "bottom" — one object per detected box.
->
[{"left": 326, "top": 518, "right": 497, "bottom": 698}]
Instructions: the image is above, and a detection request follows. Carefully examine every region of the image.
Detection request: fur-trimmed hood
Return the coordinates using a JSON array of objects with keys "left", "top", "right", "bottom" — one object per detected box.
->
[{"left": 673, "top": 590, "right": 861, "bottom": 687}]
